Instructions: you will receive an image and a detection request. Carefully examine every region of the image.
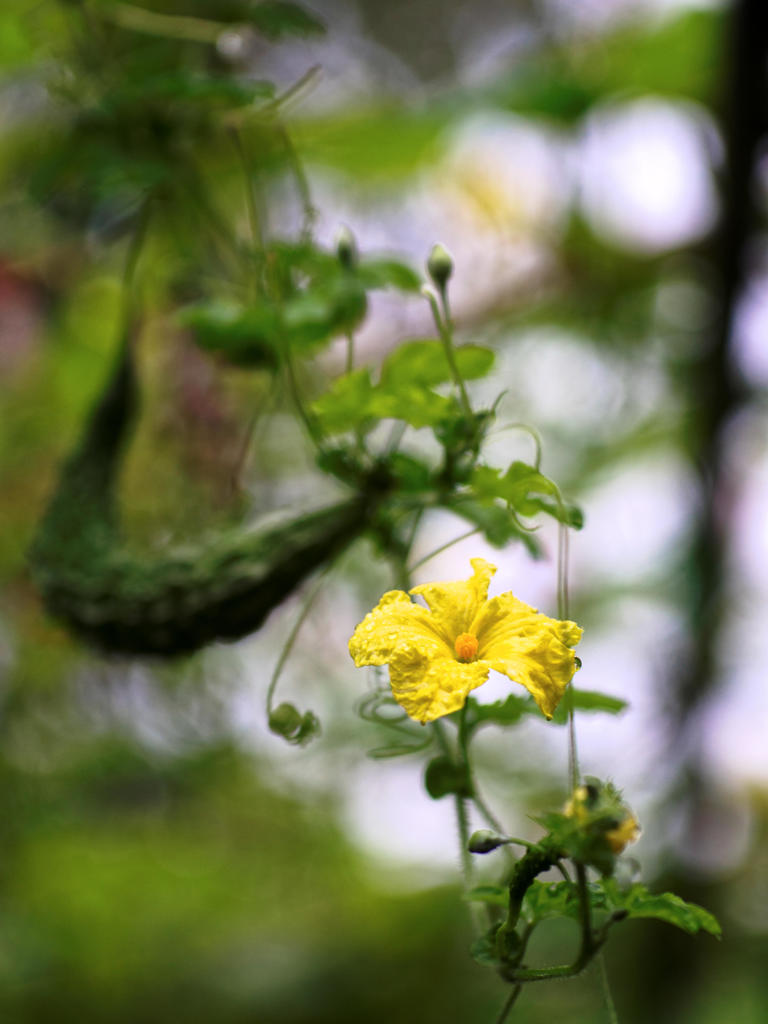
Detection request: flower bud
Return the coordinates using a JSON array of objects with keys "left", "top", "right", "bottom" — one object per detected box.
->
[
  {"left": 468, "top": 829, "right": 508, "bottom": 854},
  {"left": 427, "top": 243, "right": 453, "bottom": 291},
  {"left": 335, "top": 224, "right": 358, "bottom": 269}
]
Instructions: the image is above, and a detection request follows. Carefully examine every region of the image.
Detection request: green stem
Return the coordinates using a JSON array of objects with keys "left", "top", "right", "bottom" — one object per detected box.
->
[
  {"left": 283, "top": 350, "right": 324, "bottom": 452},
  {"left": 495, "top": 984, "right": 522, "bottom": 1023},
  {"left": 230, "top": 126, "right": 265, "bottom": 271},
  {"left": 107, "top": 2, "right": 225, "bottom": 42},
  {"left": 424, "top": 288, "right": 472, "bottom": 418},
  {"left": 278, "top": 125, "right": 316, "bottom": 240},
  {"left": 408, "top": 528, "right": 481, "bottom": 573},
  {"left": 266, "top": 568, "right": 331, "bottom": 713},
  {"left": 558, "top": 521, "right": 580, "bottom": 793},
  {"left": 455, "top": 789, "right": 474, "bottom": 891},
  {"left": 508, "top": 861, "right": 603, "bottom": 984},
  {"left": 598, "top": 952, "right": 620, "bottom": 1024}
]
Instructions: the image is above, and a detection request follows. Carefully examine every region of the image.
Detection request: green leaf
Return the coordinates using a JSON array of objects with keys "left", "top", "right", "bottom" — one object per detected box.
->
[
  {"left": 368, "top": 387, "right": 455, "bottom": 430},
  {"left": 312, "top": 369, "right": 374, "bottom": 434},
  {"left": 465, "top": 694, "right": 537, "bottom": 731},
  {"left": 424, "top": 756, "right": 472, "bottom": 800},
  {"left": 356, "top": 258, "right": 422, "bottom": 292},
  {"left": 283, "top": 276, "right": 367, "bottom": 350},
  {"left": 180, "top": 300, "right": 280, "bottom": 368},
  {"left": 248, "top": 1, "right": 326, "bottom": 39},
  {"left": 441, "top": 497, "right": 541, "bottom": 555},
  {"left": 386, "top": 453, "right": 433, "bottom": 493},
  {"left": 522, "top": 880, "right": 608, "bottom": 925},
  {"left": 465, "top": 884, "right": 508, "bottom": 907},
  {"left": 550, "top": 690, "right": 628, "bottom": 724},
  {"left": 381, "top": 339, "right": 495, "bottom": 390},
  {"left": 603, "top": 881, "right": 721, "bottom": 938},
  {"left": 472, "top": 462, "right": 583, "bottom": 529}
]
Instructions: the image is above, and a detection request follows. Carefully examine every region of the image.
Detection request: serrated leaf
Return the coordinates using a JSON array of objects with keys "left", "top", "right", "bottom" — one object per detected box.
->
[
  {"left": 550, "top": 690, "right": 628, "bottom": 724},
  {"left": 604, "top": 882, "right": 721, "bottom": 938},
  {"left": 472, "top": 462, "right": 583, "bottom": 529},
  {"left": 522, "top": 880, "right": 608, "bottom": 924},
  {"left": 356, "top": 258, "right": 422, "bottom": 292},
  {"left": 380, "top": 339, "right": 494, "bottom": 390}
]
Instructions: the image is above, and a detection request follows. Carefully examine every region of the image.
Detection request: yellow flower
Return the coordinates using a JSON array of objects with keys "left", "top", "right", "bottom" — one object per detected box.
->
[
  {"left": 605, "top": 814, "right": 641, "bottom": 854},
  {"left": 348, "top": 557, "right": 582, "bottom": 723},
  {"left": 564, "top": 781, "right": 641, "bottom": 856}
]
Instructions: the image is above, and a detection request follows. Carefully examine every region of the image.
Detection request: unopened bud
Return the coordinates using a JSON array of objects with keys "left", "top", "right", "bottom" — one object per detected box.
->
[
  {"left": 335, "top": 224, "right": 358, "bottom": 269},
  {"left": 427, "top": 243, "right": 453, "bottom": 291},
  {"left": 468, "top": 829, "right": 508, "bottom": 854}
]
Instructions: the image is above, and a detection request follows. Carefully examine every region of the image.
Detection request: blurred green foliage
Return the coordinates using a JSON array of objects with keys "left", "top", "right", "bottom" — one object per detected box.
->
[{"left": 1, "top": 1, "right": 767, "bottom": 1022}]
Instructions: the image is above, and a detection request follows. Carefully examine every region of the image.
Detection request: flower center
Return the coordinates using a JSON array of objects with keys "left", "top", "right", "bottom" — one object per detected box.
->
[{"left": 454, "top": 632, "right": 479, "bottom": 662}]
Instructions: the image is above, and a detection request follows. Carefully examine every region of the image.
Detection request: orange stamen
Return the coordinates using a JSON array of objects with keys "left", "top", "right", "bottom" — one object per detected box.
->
[{"left": 454, "top": 632, "right": 479, "bottom": 662}]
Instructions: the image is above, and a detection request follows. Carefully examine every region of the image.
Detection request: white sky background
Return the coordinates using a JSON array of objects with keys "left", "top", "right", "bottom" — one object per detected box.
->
[{"left": 224, "top": 0, "right": 764, "bottom": 881}]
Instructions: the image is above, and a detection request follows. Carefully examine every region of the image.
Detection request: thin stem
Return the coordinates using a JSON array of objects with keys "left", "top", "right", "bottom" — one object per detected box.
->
[
  {"left": 278, "top": 124, "right": 316, "bottom": 239},
  {"left": 184, "top": 172, "right": 245, "bottom": 275},
  {"left": 598, "top": 952, "right": 620, "bottom": 1024},
  {"left": 431, "top": 716, "right": 475, "bottom": 905},
  {"left": 107, "top": 2, "right": 225, "bottom": 42},
  {"left": 495, "top": 985, "right": 523, "bottom": 1024},
  {"left": 455, "top": 789, "right": 474, "bottom": 891},
  {"left": 471, "top": 788, "right": 509, "bottom": 839},
  {"left": 408, "top": 528, "right": 481, "bottom": 573},
  {"left": 507, "top": 860, "right": 605, "bottom": 984},
  {"left": 283, "top": 351, "right": 324, "bottom": 452},
  {"left": 423, "top": 288, "right": 472, "bottom": 418},
  {"left": 345, "top": 331, "right": 355, "bottom": 375},
  {"left": 228, "top": 409, "right": 259, "bottom": 496},
  {"left": 263, "top": 65, "right": 322, "bottom": 116},
  {"left": 230, "top": 127, "right": 265, "bottom": 256},
  {"left": 558, "top": 521, "right": 580, "bottom": 793},
  {"left": 575, "top": 861, "right": 593, "bottom": 958},
  {"left": 506, "top": 422, "right": 543, "bottom": 471},
  {"left": 266, "top": 569, "right": 330, "bottom": 713},
  {"left": 404, "top": 509, "right": 424, "bottom": 558}
]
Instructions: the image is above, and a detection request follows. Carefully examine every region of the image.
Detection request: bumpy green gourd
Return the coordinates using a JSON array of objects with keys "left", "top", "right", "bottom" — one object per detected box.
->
[{"left": 29, "top": 338, "right": 370, "bottom": 656}]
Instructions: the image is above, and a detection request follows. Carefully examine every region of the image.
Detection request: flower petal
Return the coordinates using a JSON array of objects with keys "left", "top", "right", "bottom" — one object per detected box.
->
[
  {"left": 348, "top": 590, "right": 451, "bottom": 670},
  {"left": 472, "top": 592, "right": 582, "bottom": 717},
  {"left": 389, "top": 655, "right": 490, "bottom": 723},
  {"left": 410, "top": 558, "right": 497, "bottom": 643}
]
